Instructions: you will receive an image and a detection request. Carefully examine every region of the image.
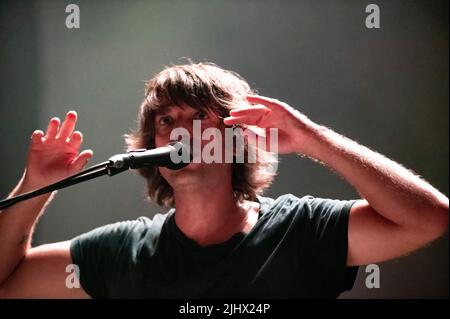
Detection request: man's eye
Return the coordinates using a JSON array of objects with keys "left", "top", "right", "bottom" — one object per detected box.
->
[
  {"left": 159, "top": 116, "right": 173, "bottom": 126},
  {"left": 194, "top": 111, "right": 209, "bottom": 120}
]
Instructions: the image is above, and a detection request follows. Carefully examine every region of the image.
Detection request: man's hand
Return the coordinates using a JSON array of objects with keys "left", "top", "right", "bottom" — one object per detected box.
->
[
  {"left": 24, "top": 111, "right": 93, "bottom": 190},
  {"left": 223, "top": 95, "right": 317, "bottom": 154}
]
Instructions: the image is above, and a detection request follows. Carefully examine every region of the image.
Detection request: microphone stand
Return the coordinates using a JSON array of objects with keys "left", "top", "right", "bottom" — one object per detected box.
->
[{"left": 0, "top": 161, "right": 128, "bottom": 211}]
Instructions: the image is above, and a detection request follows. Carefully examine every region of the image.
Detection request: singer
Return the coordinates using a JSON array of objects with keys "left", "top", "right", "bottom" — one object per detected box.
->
[{"left": 0, "top": 62, "right": 448, "bottom": 298}]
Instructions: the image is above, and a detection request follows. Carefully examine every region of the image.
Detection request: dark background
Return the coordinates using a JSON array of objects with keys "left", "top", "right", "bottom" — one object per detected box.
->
[{"left": 0, "top": 0, "right": 448, "bottom": 298}]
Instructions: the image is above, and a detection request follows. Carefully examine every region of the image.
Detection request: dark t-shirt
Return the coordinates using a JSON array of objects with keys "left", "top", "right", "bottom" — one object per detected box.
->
[{"left": 70, "top": 194, "right": 359, "bottom": 298}]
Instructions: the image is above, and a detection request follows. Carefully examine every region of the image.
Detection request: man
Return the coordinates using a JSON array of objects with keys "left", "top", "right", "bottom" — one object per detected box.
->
[{"left": 0, "top": 62, "right": 448, "bottom": 298}]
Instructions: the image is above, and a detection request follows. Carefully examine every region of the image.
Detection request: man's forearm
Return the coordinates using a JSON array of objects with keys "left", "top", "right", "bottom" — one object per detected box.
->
[
  {"left": 0, "top": 172, "right": 56, "bottom": 285},
  {"left": 300, "top": 124, "right": 449, "bottom": 233}
]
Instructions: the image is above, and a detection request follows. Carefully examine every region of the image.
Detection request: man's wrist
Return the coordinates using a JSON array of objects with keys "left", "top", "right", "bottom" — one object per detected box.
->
[
  {"left": 292, "top": 119, "right": 329, "bottom": 159},
  {"left": 15, "top": 171, "right": 54, "bottom": 198}
]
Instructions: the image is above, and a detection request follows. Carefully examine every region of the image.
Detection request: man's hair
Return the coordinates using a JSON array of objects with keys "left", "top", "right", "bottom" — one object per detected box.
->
[{"left": 125, "top": 62, "right": 277, "bottom": 207}]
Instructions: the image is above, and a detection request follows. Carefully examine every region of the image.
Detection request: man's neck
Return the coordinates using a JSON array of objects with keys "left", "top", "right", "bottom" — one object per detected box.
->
[{"left": 172, "top": 184, "right": 258, "bottom": 246}]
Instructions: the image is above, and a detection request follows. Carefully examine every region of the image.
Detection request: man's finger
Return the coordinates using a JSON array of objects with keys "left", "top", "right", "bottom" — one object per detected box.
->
[
  {"left": 57, "top": 111, "right": 78, "bottom": 141},
  {"left": 69, "top": 149, "right": 93, "bottom": 173},
  {"left": 31, "top": 130, "right": 44, "bottom": 145},
  {"left": 223, "top": 115, "right": 260, "bottom": 126},
  {"left": 246, "top": 95, "right": 288, "bottom": 111},
  {"left": 68, "top": 131, "right": 83, "bottom": 150},
  {"left": 229, "top": 105, "right": 271, "bottom": 117},
  {"left": 44, "top": 117, "right": 60, "bottom": 141}
]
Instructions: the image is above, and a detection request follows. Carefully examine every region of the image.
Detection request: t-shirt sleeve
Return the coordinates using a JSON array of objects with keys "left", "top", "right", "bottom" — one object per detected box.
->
[
  {"left": 70, "top": 220, "right": 143, "bottom": 298},
  {"left": 292, "top": 195, "right": 359, "bottom": 296}
]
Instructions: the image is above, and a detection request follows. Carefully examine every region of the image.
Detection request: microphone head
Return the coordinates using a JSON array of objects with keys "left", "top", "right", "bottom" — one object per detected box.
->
[
  {"left": 109, "top": 142, "right": 191, "bottom": 170},
  {"left": 163, "top": 141, "right": 191, "bottom": 170}
]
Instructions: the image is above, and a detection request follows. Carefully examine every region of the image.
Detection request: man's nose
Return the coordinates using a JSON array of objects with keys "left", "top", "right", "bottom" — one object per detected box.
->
[
  {"left": 169, "top": 117, "right": 193, "bottom": 145},
  {"left": 174, "top": 117, "right": 194, "bottom": 136}
]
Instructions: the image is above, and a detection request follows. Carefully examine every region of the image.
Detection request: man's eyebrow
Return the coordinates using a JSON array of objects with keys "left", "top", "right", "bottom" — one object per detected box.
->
[
  {"left": 154, "top": 106, "right": 172, "bottom": 116},
  {"left": 154, "top": 105, "right": 186, "bottom": 116}
]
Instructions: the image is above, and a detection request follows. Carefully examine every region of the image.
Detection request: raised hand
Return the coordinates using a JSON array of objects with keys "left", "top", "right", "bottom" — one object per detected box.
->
[
  {"left": 23, "top": 111, "right": 93, "bottom": 189},
  {"left": 223, "top": 95, "right": 317, "bottom": 154}
]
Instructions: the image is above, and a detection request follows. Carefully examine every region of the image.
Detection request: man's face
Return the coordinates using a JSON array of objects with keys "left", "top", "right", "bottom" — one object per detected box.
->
[{"left": 154, "top": 104, "right": 232, "bottom": 190}]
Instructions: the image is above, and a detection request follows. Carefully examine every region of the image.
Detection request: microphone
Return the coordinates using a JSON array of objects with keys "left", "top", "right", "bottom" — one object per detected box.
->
[{"left": 108, "top": 141, "right": 190, "bottom": 170}]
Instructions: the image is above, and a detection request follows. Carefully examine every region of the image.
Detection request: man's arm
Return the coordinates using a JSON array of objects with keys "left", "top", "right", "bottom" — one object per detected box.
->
[
  {"left": 0, "top": 241, "right": 89, "bottom": 298},
  {"left": 224, "top": 95, "right": 449, "bottom": 266},
  {"left": 304, "top": 126, "right": 448, "bottom": 266},
  {"left": 0, "top": 175, "right": 89, "bottom": 298},
  {"left": 0, "top": 111, "right": 92, "bottom": 297}
]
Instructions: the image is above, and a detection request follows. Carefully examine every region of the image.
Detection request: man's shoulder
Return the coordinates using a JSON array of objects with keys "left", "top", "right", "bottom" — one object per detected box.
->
[
  {"left": 257, "top": 193, "right": 314, "bottom": 212},
  {"left": 258, "top": 193, "right": 355, "bottom": 210},
  {"left": 257, "top": 193, "right": 356, "bottom": 223},
  {"left": 72, "top": 211, "right": 172, "bottom": 246}
]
